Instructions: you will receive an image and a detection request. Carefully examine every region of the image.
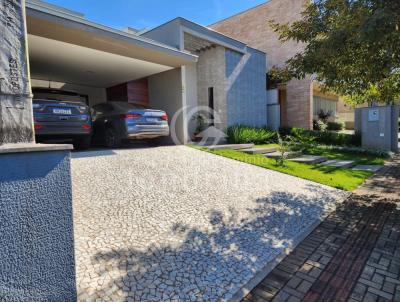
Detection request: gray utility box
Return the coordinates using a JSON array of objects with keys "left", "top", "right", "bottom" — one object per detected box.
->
[{"left": 355, "top": 105, "right": 399, "bottom": 152}]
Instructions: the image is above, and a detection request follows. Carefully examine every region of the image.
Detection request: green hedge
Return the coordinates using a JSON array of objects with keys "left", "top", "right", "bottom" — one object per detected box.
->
[
  {"left": 327, "top": 121, "right": 344, "bottom": 131},
  {"left": 279, "top": 127, "right": 361, "bottom": 147},
  {"left": 227, "top": 126, "right": 276, "bottom": 144},
  {"left": 227, "top": 125, "right": 361, "bottom": 147}
]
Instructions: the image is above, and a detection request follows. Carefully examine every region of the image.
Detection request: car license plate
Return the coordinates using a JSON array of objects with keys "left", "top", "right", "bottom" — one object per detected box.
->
[
  {"left": 146, "top": 118, "right": 158, "bottom": 123},
  {"left": 53, "top": 108, "right": 72, "bottom": 115}
]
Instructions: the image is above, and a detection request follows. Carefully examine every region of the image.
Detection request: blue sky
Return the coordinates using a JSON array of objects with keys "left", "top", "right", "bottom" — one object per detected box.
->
[{"left": 44, "top": 0, "right": 267, "bottom": 30}]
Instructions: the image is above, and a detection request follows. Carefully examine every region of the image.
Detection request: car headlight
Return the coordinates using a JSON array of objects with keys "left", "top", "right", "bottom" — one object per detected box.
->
[{"left": 32, "top": 103, "right": 42, "bottom": 109}]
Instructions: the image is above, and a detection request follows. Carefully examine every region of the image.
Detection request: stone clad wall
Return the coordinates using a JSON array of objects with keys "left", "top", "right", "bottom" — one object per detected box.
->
[
  {"left": 195, "top": 45, "right": 228, "bottom": 131},
  {"left": 0, "top": 2, "right": 76, "bottom": 301},
  {"left": 225, "top": 48, "right": 267, "bottom": 128},
  {"left": 192, "top": 46, "right": 268, "bottom": 131},
  {"left": 0, "top": 150, "right": 76, "bottom": 302},
  {"left": 210, "top": 0, "right": 314, "bottom": 129},
  {"left": 0, "top": 0, "right": 34, "bottom": 144}
]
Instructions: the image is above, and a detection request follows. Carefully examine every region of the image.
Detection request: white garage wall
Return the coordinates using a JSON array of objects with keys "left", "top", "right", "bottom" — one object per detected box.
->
[
  {"left": 31, "top": 79, "right": 107, "bottom": 106},
  {"left": 148, "top": 68, "right": 185, "bottom": 144},
  {"left": 182, "top": 63, "right": 198, "bottom": 141}
]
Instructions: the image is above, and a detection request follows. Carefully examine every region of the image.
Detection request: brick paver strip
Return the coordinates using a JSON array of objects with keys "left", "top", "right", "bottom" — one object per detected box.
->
[
  {"left": 308, "top": 202, "right": 392, "bottom": 302},
  {"left": 244, "top": 156, "right": 400, "bottom": 302}
]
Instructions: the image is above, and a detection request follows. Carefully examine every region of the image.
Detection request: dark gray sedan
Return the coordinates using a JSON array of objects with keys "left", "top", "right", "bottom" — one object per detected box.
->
[{"left": 91, "top": 102, "right": 170, "bottom": 147}]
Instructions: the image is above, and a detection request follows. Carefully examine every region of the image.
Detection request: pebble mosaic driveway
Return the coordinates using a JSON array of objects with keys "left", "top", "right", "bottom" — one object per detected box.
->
[{"left": 71, "top": 146, "right": 348, "bottom": 302}]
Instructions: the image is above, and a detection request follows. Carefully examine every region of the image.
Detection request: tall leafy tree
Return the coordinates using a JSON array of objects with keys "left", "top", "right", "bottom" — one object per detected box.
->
[{"left": 270, "top": 0, "right": 400, "bottom": 104}]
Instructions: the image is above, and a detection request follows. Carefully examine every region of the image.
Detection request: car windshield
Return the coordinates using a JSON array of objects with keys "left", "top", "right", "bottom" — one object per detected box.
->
[
  {"left": 112, "top": 102, "right": 150, "bottom": 111},
  {"left": 33, "top": 89, "right": 87, "bottom": 104}
]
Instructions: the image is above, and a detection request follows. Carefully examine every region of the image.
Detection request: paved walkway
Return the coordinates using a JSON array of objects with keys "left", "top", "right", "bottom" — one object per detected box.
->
[{"left": 244, "top": 156, "right": 400, "bottom": 302}]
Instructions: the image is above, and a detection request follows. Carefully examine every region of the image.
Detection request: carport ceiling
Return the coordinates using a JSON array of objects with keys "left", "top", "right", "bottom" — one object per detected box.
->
[{"left": 28, "top": 35, "right": 173, "bottom": 87}]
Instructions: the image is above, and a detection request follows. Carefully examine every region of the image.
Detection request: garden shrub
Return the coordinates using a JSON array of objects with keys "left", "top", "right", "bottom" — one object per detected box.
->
[
  {"left": 327, "top": 121, "right": 345, "bottom": 131},
  {"left": 289, "top": 128, "right": 317, "bottom": 152},
  {"left": 313, "top": 120, "right": 328, "bottom": 131},
  {"left": 227, "top": 125, "right": 277, "bottom": 144},
  {"left": 279, "top": 127, "right": 361, "bottom": 147}
]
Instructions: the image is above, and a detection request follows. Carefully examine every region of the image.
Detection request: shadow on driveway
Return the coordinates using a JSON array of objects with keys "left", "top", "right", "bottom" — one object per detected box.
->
[{"left": 88, "top": 187, "right": 339, "bottom": 301}]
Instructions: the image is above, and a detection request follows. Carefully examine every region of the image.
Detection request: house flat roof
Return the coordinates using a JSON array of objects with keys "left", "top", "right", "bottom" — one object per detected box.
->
[{"left": 142, "top": 17, "right": 266, "bottom": 55}]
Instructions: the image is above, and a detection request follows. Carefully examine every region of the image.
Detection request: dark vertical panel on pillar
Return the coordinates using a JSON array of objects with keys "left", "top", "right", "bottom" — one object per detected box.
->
[
  {"left": 106, "top": 78, "right": 149, "bottom": 106},
  {"left": 208, "top": 87, "right": 215, "bottom": 126},
  {"left": 106, "top": 83, "right": 128, "bottom": 102},
  {"left": 127, "top": 78, "right": 149, "bottom": 106}
]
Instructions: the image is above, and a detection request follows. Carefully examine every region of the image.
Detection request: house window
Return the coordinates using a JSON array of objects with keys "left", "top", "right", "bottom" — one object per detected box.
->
[
  {"left": 208, "top": 87, "right": 214, "bottom": 126},
  {"left": 313, "top": 96, "right": 337, "bottom": 116}
]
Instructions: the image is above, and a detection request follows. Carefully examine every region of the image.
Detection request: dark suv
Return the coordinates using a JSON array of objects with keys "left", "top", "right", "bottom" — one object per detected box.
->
[{"left": 32, "top": 88, "right": 92, "bottom": 150}]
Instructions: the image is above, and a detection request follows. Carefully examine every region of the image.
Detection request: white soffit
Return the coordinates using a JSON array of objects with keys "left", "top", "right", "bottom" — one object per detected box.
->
[{"left": 28, "top": 34, "right": 173, "bottom": 87}]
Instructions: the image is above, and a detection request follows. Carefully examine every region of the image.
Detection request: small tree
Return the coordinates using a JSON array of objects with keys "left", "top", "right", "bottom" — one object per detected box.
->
[
  {"left": 275, "top": 132, "right": 292, "bottom": 166},
  {"left": 270, "top": 0, "right": 400, "bottom": 104}
]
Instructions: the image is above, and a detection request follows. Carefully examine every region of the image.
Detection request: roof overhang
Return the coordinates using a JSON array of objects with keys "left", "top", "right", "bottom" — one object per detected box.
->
[
  {"left": 25, "top": 0, "right": 197, "bottom": 68},
  {"left": 28, "top": 34, "right": 176, "bottom": 87}
]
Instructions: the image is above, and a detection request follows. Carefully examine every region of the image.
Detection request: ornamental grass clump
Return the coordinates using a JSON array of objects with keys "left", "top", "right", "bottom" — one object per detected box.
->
[{"left": 227, "top": 126, "right": 276, "bottom": 144}]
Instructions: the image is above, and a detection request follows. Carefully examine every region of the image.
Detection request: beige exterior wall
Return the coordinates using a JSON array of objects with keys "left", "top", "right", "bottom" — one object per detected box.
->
[
  {"left": 210, "top": 0, "right": 308, "bottom": 68},
  {"left": 211, "top": 0, "right": 358, "bottom": 130},
  {"left": 210, "top": 0, "right": 314, "bottom": 129},
  {"left": 286, "top": 78, "right": 313, "bottom": 129}
]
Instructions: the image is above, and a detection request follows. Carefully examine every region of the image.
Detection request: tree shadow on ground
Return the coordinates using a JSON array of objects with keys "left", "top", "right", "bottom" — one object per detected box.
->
[{"left": 88, "top": 188, "right": 343, "bottom": 302}]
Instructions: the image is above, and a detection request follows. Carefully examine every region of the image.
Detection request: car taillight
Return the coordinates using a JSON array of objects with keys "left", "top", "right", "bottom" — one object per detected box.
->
[
  {"left": 121, "top": 114, "right": 142, "bottom": 120},
  {"left": 161, "top": 114, "right": 168, "bottom": 121},
  {"left": 34, "top": 124, "right": 43, "bottom": 130},
  {"left": 82, "top": 124, "right": 91, "bottom": 130}
]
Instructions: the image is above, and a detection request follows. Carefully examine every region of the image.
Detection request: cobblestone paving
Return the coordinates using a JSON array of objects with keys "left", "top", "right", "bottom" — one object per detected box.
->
[
  {"left": 244, "top": 156, "right": 400, "bottom": 302},
  {"left": 71, "top": 146, "right": 347, "bottom": 302}
]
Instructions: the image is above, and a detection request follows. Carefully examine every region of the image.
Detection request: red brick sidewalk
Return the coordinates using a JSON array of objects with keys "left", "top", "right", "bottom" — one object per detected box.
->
[{"left": 244, "top": 156, "right": 400, "bottom": 302}]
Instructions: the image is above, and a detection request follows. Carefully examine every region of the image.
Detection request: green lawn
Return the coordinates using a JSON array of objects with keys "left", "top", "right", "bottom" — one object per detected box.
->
[
  {"left": 255, "top": 144, "right": 386, "bottom": 165},
  {"left": 192, "top": 145, "right": 387, "bottom": 191}
]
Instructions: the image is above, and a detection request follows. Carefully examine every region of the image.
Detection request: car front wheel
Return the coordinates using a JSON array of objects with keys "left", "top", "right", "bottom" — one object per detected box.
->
[{"left": 104, "top": 127, "right": 121, "bottom": 148}]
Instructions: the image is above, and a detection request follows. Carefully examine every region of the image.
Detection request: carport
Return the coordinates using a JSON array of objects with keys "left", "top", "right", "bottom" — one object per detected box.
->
[{"left": 25, "top": 0, "right": 197, "bottom": 143}]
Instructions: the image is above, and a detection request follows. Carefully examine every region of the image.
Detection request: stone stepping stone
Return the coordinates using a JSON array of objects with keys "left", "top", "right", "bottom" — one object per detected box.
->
[
  {"left": 322, "top": 160, "right": 356, "bottom": 168},
  {"left": 241, "top": 147, "right": 277, "bottom": 154},
  {"left": 352, "top": 165, "right": 384, "bottom": 173},
  {"left": 265, "top": 151, "right": 302, "bottom": 159},
  {"left": 206, "top": 144, "right": 254, "bottom": 151},
  {"left": 289, "top": 155, "right": 328, "bottom": 165}
]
